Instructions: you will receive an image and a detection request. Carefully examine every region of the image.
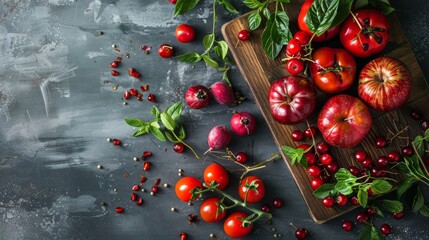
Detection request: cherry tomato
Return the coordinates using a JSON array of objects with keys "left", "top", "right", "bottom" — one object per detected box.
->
[
  {"left": 286, "top": 58, "right": 305, "bottom": 75},
  {"left": 175, "top": 176, "right": 202, "bottom": 202},
  {"left": 286, "top": 39, "right": 302, "bottom": 56},
  {"left": 309, "top": 47, "right": 356, "bottom": 94},
  {"left": 294, "top": 31, "right": 311, "bottom": 45},
  {"left": 223, "top": 212, "right": 254, "bottom": 238},
  {"left": 340, "top": 9, "right": 390, "bottom": 58},
  {"left": 238, "top": 30, "right": 250, "bottom": 41},
  {"left": 199, "top": 197, "right": 226, "bottom": 223},
  {"left": 158, "top": 44, "right": 174, "bottom": 58},
  {"left": 238, "top": 176, "right": 265, "bottom": 204},
  {"left": 203, "top": 163, "right": 229, "bottom": 190},
  {"left": 298, "top": 0, "right": 340, "bottom": 42},
  {"left": 175, "top": 24, "right": 195, "bottom": 43}
]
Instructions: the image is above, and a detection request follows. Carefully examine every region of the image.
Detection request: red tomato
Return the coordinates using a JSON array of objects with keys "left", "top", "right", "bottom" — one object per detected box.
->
[
  {"left": 297, "top": 0, "right": 340, "bottom": 42},
  {"left": 340, "top": 9, "right": 390, "bottom": 58},
  {"left": 238, "top": 176, "right": 265, "bottom": 204},
  {"left": 203, "top": 163, "right": 229, "bottom": 190},
  {"left": 309, "top": 47, "right": 356, "bottom": 94},
  {"left": 175, "top": 176, "right": 202, "bottom": 202},
  {"left": 175, "top": 24, "right": 195, "bottom": 43},
  {"left": 223, "top": 212, "right": 254, "bottom": 238},
  {"left": 199, "top": 197, "right": 226, "bottom": 223},
  {"left": 158, "top": 44, "right": 174, "bottom": 58}
]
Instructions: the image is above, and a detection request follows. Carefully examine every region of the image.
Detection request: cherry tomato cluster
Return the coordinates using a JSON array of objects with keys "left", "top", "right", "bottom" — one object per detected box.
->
[{"left": 284, "top": 31, "right": 311, "bottom": 75}]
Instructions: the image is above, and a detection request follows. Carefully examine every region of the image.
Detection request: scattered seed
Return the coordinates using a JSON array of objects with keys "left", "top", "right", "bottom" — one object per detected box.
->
[
  {"left": 136, "top": 198, "right": 144, "bottom": 206},
  {"left": 131, "top": 193, "right": 138, "bottom": 201},
  {"left": 137, "top": 93, "right": 143, "bottom": 101},
  {"left": 171, "top": 207, "right": 176, "bottom": 212},
  {"left": 140, "top": 176, "right": 148, "bottom": 184},
  {"left": 132, "top": 185, "right": 140, "bottom": 191},
  {"left": 107, "top": 138, "right": 112, "bottom": 142},
  {"left": 110, "top": 60, "right": 119, "bottom": 68},
  {"left": 274, "top": 233, "right": 278, "bottom": 238},
  {"left": 154, "top": 178, "right": 161, "bottom": 186},
  {"left": 150, "top": 191, "right": 155, "bottom": 196},
  {"left": 123, "top": 102, "right": 128, "bottom": 105},
  {"left": 209, "top": 233, "right": 216, "bottom": 238},
  {"left": 112, "top": 139, "right": 121, "bottom": 146},
  {"left": 113, "top": 188, "right": 117, "bottom": 192},
  {"left": 111, "top": 70, "right": 119, "bottom": 76},
  {"left": 151, "top": 185, "right": 159, "bottom": 193},
  {"left": 143, "top": 161, "right": 151, "bottom": 171},
  {"left": 112, "top": 44, "right": 116, "bottom": 48},
  {"left": 147, "top": 93, "right": 156, "bottom": 102},
  {"left": 97, "top": 164, "right": 103, "bottom": 169},
  {"left": 100, "top": 201, "right": 106, "bottom": 206},
  {"left": 278, "top": 233, "right": 282, "bottom": 238},
  {"left": 140, "top": 84, "right": 149, "bottom": 91},
  {"left": 98, "top": 31, "right": 104, "bottom": 35},
  {"left": 178, "top": 172, "right": 183, "bottom": 177},
  {"left": 112, "top": 84, "right": 119, "bottom": 90},
  {"left": 271, "top": 227, "right": 276, "bottom": 232},
  {"left": 115, "top": 207, "right": 124, "bottom": 213},
  {"left": 188, "top": 202, "right": 193, "bottom": 206},
  {"left": 143, "top": 151, "right": 152, "bottom": 158},
  {"left": 124, "top": 91, "right": 131, "bottom": 99},
  {"left": 129, "top": 88, "right": 138, "bottom": 96},
  {"left": 180, "top": 232, "right": 188, "bottom": 240},
  {"left": 178, "top": 169, "right": 183, "bottom": 173},
  {"left": 133, "top": 157, "right": 139, "bottom": 161},
  {"left": 187, "top": 214, "right": 198, "bottom": 224},
  {"left": 163, "top": 183, "right": 169, "bottom": 188}
]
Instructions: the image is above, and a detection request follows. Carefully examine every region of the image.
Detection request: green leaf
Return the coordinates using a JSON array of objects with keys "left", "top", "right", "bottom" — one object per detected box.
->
[
  {"left": 150, "top": 121, "right": 160, "bottom": 129},
  {"left": 425, "top": 128, "right": 429, "bottom": 139},
  {"left": 370, "top": 179, "right": 392, "bottom": 195},
  {"left": 243, "top": 0, "right": 262, "bottom": 9},
  {"left": 261, "top": 15, "right": 283, "bottom": 59},
  {"left": 133, "top": 127, "right": 149, "bottom": 137},
  {"left": 179, "top": 125, "right": 186, "bottom": 140},
  {"left": 262, "top": 8, "right": 270, "bottom": 19},
  {"left": 413, "top": 135, "right": 425, "bottom": 156},
  {"left": 176, "top": 52, "right": 202, "bottom": 63},
  {"left": 306, "top": 0, "right": 340, "bottom": 36},
  {"left": 335, "top": 168, "right": 356, "bottom": 182},
  {"left": 151, "top": 106, "right": 160, "bottom": 119},
  {"left": 354, "top": 0, "right": 369, "bottom": 9},
  {"left": 374, "top": 206, "right": 384, "bottom": 217},
  {"left": 203, "top": 34, "right": 215, "bottom": 49},
  {"left": 381, "top": 199, "right": 403, "bottom": 213},
  {"left": 216, "top": 41, "right": 228, "bottom": 60},
  {"left": 166, "top": 102, "right": 183, "bottom": 121},
  {"left": 358, "top": 188, "right": 368, "bottom": 208},
  {"left": 149, "top": 126, "right": 166, "bottom": 141},
  {"left": 174, "top": 0, "right": 200, "bottom": 16},
  {"left": 281, "top": 146, "right": 305, "bottom": 167},
  {"left": 330, "top": 0, "right": 353, "bottom": 28},
  {"left": 359, "top": 225, "right": 372, "bottom": 240},
  {"left": 218, "top": 0, "right": 239, "bottom": 14},
  {"left": 165, "top": 131, "right": 177, "bottom": 142},
  {"left": 273, "top": 11, "right": 291, "bottom": 45},
  {"left": 406, "top": 155, "right": 425, "bottom": 176},
  {"left": 371, "top": 226, "right": 384, "bottom": 240},
  {"left": 275, "top": 0, "right": 290, "bottom": 2},
  {"left": 419, "top": 205, "right": 429, "bottom": 217},
  {"left": 412, "top": 186, "right": 424, "bottom": 212},
  {"left": 397, "top": 176, "right": 415, "bottom": 199},
  {"left": 369, "top": 0, "right": 395, "bottom": 15},
  {"left": 334, "top": 181, "right": 353, "bottom": 195},
  {"left": 125, "top": 118, "right": 146, "bottom": 127},
  {"left": 248, "top": 11, "right": 262, "bottom": 31},
  {"left": 202, "top": 55, "right": 219, "bottom": 68},
  {"left": 160, "top": 112, "right": 176, "bottom": 131},
  {"left": 313, "top": 183, "right": 336, "bottom": 199}
]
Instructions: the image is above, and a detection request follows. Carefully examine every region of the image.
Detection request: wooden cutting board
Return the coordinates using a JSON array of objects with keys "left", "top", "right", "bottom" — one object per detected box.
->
[{"left": 222, "top": 1, "right": 429, "bottom": 223}]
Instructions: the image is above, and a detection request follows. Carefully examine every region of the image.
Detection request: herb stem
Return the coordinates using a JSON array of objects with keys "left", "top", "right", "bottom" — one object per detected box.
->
[{"left": 412, "top": 142, "right": 429, "bottom": 177}]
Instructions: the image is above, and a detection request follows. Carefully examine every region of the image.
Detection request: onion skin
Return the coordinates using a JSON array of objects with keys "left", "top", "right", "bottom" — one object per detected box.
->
[{"left": 210, "top": 81, "right": 235, "bottom": 105}]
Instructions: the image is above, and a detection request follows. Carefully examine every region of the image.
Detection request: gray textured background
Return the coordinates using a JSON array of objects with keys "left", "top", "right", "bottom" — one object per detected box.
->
[{"left": 1, "top": 0, "right": 428, "bottom": 239}]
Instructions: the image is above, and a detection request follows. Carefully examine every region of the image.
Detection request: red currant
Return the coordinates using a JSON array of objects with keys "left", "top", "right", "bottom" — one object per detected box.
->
[
  {"left": 311, "top": 177, "right": 324, "bottom": 190},
  {"left": 286, "top": 39, "right": 302, "bottom": 56},
  {"left": 291, "top": 130, "right": 304, "bottom": 141},
  {"left": 387, "top": 151, "right": 401, "bottom": 162},
  {"left": 173, "top": 142, "right": 185, "bottom": 153},
  {"left": 304, "top": 152, "right": 317, "bottom": 166},
  {"left": 320, "top": 153, "right": 333, "bottom": 165},
  {"left": 323, "top": 196, "right": 335, "bottom": 208},
  {"left": 158, "top": 44, "right": 174, "bottom": 58},
  {"left": 366, "top": 207, "right": 377, "bottom": 217},
  {"left": 410, "top": 110, "right": 422, "bottom": 120},
  {"left": 371, "top": 167, "right": 384, "bottom": 178},
  {"left": 286, "top": 58, "right": 305, "bottom": 75},
  {"left": 326, "top": 161, "right": 339, "bottom": 173},
  {"left": 336, "top": 194, "right": 348, "bottom": 206},
  {"left": 356, "top": 212, "right": 369, "bottom": 224},
  {"left": 297, "top": 144, "right": 312, "bottom": 152},
  {"left": 294, "top": 31, "right": 310, "bottom": 45},
  {"left": 355, "top": 151, "right": 367, "bottom": 162},
  {"left": 235, "top": 152, "right": 248, "bottom": 164},
  {"left": 316, "top": 142, "right": 329, "bottom": 154},
  {"left": 273, "top": 198, "right": 284, "bottom": 208},
  {"left": 261, "top": 203, "right": 271, "bottom": 213},
  {"left": 350, "top": 196, "right": 359, "bottom": 206},
  {"left": 376, "top": 156, "right": 389, "bottom": 168},
  {"left": 295, "top": 228, "right": 309, "bottom": 240},
  {"left": 238, "top": 30, "right": 251, "bottom": 41},
  {"left": 304, "top": 127, "right": 317, "bottom": 138},
  {"left": 402, "top": 146, "right": 414, "bottom": 157},
  {"left": 342, "top": 220, "right": 353, "bottom": 232},
  {"left": 348, "top": 166, "right": 360, "bottom": 176},
  {"left": 393, "top": 211, "right": 404, "bottom": 219},
  {"left": 361, "top": 158, "right": 373, "bottom": 168},
  {"left": 380, "top": 224, "right": 392, "bottom": 236},
  {"left": 375, "top": 137, "right": 387, "bottom": 148},
  {"left": 308, "top": 165, "right": 321, "bottom": 177}
]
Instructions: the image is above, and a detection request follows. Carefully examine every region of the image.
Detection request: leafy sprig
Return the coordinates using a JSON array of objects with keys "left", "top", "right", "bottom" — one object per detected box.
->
[{"left": 125, "top": 102, "right": 200, "bottom": 159}]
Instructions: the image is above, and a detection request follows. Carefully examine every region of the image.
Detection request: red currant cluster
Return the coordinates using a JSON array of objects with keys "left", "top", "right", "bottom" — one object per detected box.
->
[{"left": 285, "top": 31, "right": 311, "bottom": 75}]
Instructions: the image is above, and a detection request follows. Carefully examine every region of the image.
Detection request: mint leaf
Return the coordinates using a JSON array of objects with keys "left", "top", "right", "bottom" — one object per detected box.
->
[
  {"left": 125, "top": 118, "right": 146, "bottom": 127},
  {"left": 313, "top": 183, "right": 336, "bottom": 199},
  {"left": 371, "top": 226, "right": 384, "bottom": 240},
  {"left": 133, "top": 127, "right": 149, "bottom": 137},
  {"left": 306, "top": 0, "right": 340, "bottom": 36},
  {"left": 179, "top": 125, "right": 186, "bottom": 140},
  {"left": 174, "top": 0, "right": 200, "bottom": 16},
  {"left": 176, "top": 52, "right": 202, "bottom": 63},
  {"left": 335, "top": 168, "right": 355, "bottom": 182},
  {"left": 166, "top": 102, "right": 183, "bottom": 121},
  {"left": 261, "top": 14, "right": 283, "bottom": 59},
  {"left": 160, "top": 112, "right": 176, "bottom": 131},
  {"left": 281, "top": 146, "right": 305, "bottom": 167},
  {"left": 381, "top": 199, "right": 403, "bottom": 213},
  {"left": 359, "top": 225, "right": 372, "bottom": 240},
  {"left": 248, "top": 12, "right": 262, "bottom": 30},
  {"left": 413, "top": 135, "right": 425, "bottom": 156},
  {"left": 262, "top": 8, "right": 270, "bottom": 19},
  {"left": 358, "top": 188, "right": 368, "bottom": 208},
  {"left": 218, "top": 0, "right": 239, "bottom": 14},
  {"left": 203, "top": 34, "right": 215, "bottom": 49},
  {"left": 412, "top": 186, "right": 424, "bottom": 212},
  {"left": 243, "top": 0, "right": 262, "bottom": 9},
  {"left": 397, "top": 176, "right": 415, "bottom": 199},
  {"left": 150, "top": 121, "right": 160, "bottom": 129},
  {"left": 354, "top": 0, "right": 369, "bottom": 9},
  {"left": 216, "top": 41, "right": 228, "bottom": 60},
  {"left": 202, "top": 55, "right": 219, "bottom": 68},
  {"left": 370, "top": 179, "right": 392, "bottom": 194},
  {"left": 165, "top": 131, "right": 177, "bottom": 142},
  {"left": 334, "top": 181, "right": 353, "bottom": 195},
  {"left": 151, "top": 106, "right": 160, "bottom": 119},
  {"left": 419, "top": 205, "right": 429, "bottom": 217},
  {"left": 149, "top": 126, "right": 166, "bottom": 141}
]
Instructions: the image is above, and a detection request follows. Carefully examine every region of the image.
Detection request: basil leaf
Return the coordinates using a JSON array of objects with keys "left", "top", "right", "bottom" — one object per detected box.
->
[
  {"left": 371, "top": 226, "right": 384, "bottom": 240},
  {"left": 161, "top": 112, "right": 176, "bottom": 131},
  {"left": 150, "top": 121, "right": 160, "bottom": 129},
  {"left": 397, "top": 176, "right": 415, "bottom": 199},
  {"left": 413, "top": 135, "right": 425, "bottom": 156},
  {"left": 216, "top": 41, "right": 228, "bottom": 60},
  {"left": 248, "top": 11, "right": 262, "bottom": 31},
  {"left": 149, "top": 126, "right": 166, "bottom": 141},
  {"left": 412, "top": 186, "right": 424, "bottom": 212},
  {"left": 174, "top": 0, "right": 200, "bottom": 16},
  {"left": 203, "top": 34, "right": 215, "bottom": 49},
  {"left": 243, "top": 0, "right": 262, "bottom": 9},
  {"left": 406, "top": 155, "right": 425, "bottom": 176},
  {"left": 313, "top": 183, "right": 335, "bottom": 199},
  {"left": 179, "top": 125, "right": 186, "bottom": 140},
  {"left": 273, "top": 12, "right": 291, "bottom": 45},
  {"left": 331, "top": 0, "right": 353, "bottom": 28},
  {"left": 133, "top": 127, "right": 149, "bottom": 137},
  {"left": 164, "top": 131, "right": 177, "bottom": 142},
  {"left": 263, "top": 8, "right": 270, "bottom": 19},
  {"left": 166, "top": 102, "right": 183, "bottom": 121},
  {"left": 354, "top": 0, "right": 369, "bottom": 9},
  {"left": 281, "top": 145, "right": 304, "bottom": 166},
  {"left": 261, "top": 15, "right": 283, "bottom": 59},
  {"left": 419, "top": 205, "right": 429, "bottom": 217},
  {"left": 306, "top": 0, "right": 340, "bottom": 36},
  {"left": 370, "top": 179, "right": 392, "bottom": 194},
  {"left": 125, "top": 118, "right": 146, "bottom": 127},
  {"left": 381, "top": 199, "right": 403, "bottom": 213},
  {"left": 359, "top": 225, "right": 372, "bottom": 240},
  {"left": 218, "top": 0, "right": 239, "bottom": 14},
  {"left": 369, "top": 0, "right": 395, "bottom": 15},
  {"left": 334, "top": 181, "right": 353, "bottom": 195},
  {"left": 151, "top": 106, "right": 160, "bottom": 119},
  {"left": 202, "top": 55, "right": 219, "bottom": 68},
  {"left": 358, "top": 188, "right": 368, "bottom": 208},
  {"left": 176, "top": 52, "right": 202, "bottom": 63},
  {"left": 335, "top": 168, "right": 355, "bottom": 182}
]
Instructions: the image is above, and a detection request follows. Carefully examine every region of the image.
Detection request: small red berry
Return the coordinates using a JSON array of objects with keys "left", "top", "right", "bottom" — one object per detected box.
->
[
  {"left": 361, "top": 158, "right": 373, "bottom": 168},
  {"left": 295, "top": 228, "right": 309, "bottom": 240},
  {"left": 308, "top": 165, "right": 321, "bottom": 177},
  {"left": 112, "top": 139, "right": 121, "bottom": 146},
  {"left": 111, "top": 70, "right": 119, "bottom": 76},
  {"left": 143, "top": 151, "right": 152, "bottom": 158},
  {"left": 305, "top": 152, "right": 317, "bottom": 166},
  {"left": 272, "top": 198, "right": 284, "bottom": 208},
  {"left": 375, "top": 137, "right": 387, "bottom": 148},
  {"left": 235, "top": 152, "right": 248, "bottom": 164},
  {"left": 147, "top": 93, "right": 156, "bottom": 102},
  {"left": 311, "top": 178, "right": 324, "bottom": 190},
  {"left": 132, "top": 185, "right": 140, "bottom": 191},
  {"left": 286, "top": 39, "right": 302, "bottom": 56},
  {"left": 136, "top": 198, "right": 144, "bottom": 206},
  {"left": 410, "top": 110, "right": 422, "bottom": 120},
  {"left": 377, "top": 156, "right": 389, "bottom": 168},
  {"left": 356, "top": 212, "right": 369, "bottom": 224},
  {"left": 123, "top": 91, "right": 131, "bottom": 99},
  {"left": 286, "top": 58, "right": 305, "bottom": 75},
  {"left": 297, "top": 144, "right": 311, "bottom": 152},
  {"left": 323, "top": 196, "right": 335, "bottom": 208},
  {"left": 304, "top": 127, "right": 317, "bottom": 138},
  {"left": 180, "top": 232, "right": 187, "bottom": 240},
  {"left": 320, "top": 153, "right": 333, "bottom": 165},
  {"left": 110, "top": 60, "right": 119, "bottom": 68},
  {"left": 387, "top": 151, "right": 401, "bottom": 162},
  {"left": 355, "top": 151, "right": 367, "bottom": 162},
  {"left": 348, "top": 166, "right": 360, "bottom": 176},
  {"left": 294, "top": 31, "right": 311, "bottom": 45},
  {"left": 158, "top": 44, "right": 174, "bottom": 58},
  {"left": 393, "top": 211, "right": 405, "bottom": 219},
  {"left": 261, "top": 203, "right": 271, "bottom": 213},
  {"left": 350, "top": 196, "right": 359, "bottom": 206},
  {"left": 342, "top": 220, "right": 353, "bottom": 232},
  {"left": 316, "top": 142, "right": 329, "bottom": 154},
  {"left": 173, "top": 142, "right": 185, "bottom": 153},
  {"left": 380, "top": 224, "right": 392, "bottom": 236},
  {"left": 129, "top": 88, "right": 138, "bottom": 96},
  {"left": 326, "top": 161, "right": 339, "bottom": 173},
  {"left": 366, "top": 207, "right": 377, "bottom": 217},
  {"left": 238, "top": 30, "right": 251, "bottom": 41},
  {"left": 402, "top": 146, "right": 414, "bottom": 157},
  {"left": 143, "top": 161, "right": 151, "bottom": 171},
  {"left": 115, "top": 207, "right": 124, "bottom": 213},
  {"left": 291, "top": 130, "right": 304, "bottom": 141},
  {"left": 131, "top": 193, "right": 138, "bottom": 201},
  {"left": 336, "top": 194, "right": 348, "bottom": 206},
  {"left": 422, "top": 119, "right": 429, "bottom": 131}
]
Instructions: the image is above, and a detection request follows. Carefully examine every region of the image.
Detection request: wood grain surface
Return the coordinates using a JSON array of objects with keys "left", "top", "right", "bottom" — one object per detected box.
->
[{"left": 221, "top": 1, "right": 429, "bottom": 223}]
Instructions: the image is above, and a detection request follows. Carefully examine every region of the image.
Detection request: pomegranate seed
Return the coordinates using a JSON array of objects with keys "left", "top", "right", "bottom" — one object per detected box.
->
[
  {"left": 180, "top": 232, "right": 188, "bottom": 240},
  {"left": 261, "top": 203, "right": 271, "bottom": 213},
  {"left": 137, "top": 93, "right": 143, "bottom": 101},
  {"left": 115, "top": 207, "right": 124, "bottom": 213},
  {"left": 136, "top": 198, "right": 144, "bottom": 206},
  {"left": 110, "top": 60, "right": 119, "bottom": 68},
  {"left": 132, "top": 72, "right": 140, "bottom": 78},
  {"left": 187, "top": 214, "right": 198, "bottom": 223},
  {"left": 154, "top": 178, "right": 161, "bottom": 186},
  {"left": 143, "top": 151, "right": 152, "bottom": 158},
  {"left": 129, "top": 88, "right": 138, "bottom": 96},
  {"left": 131, "top": 193, "right": 138, "bottom": 201},
  {"left": 124, "top": 91, "right": 131, "bottom": 99},
  {"left": 147, "top": 93, "right": 156, "bottom": 102},
  {"left": 173, "top": 143, "right": 185, "bottom": 153},
  {"left": 151, "top": 185, "right": 159, "bottom": 193},
  {"left": 132, "top": 185, "right": 140, "bottom": 191},
  {"left": 128, "top": 68, "right": 140, "bottom": 78},
  {"left": 393, "top": 211, "right": 405, "bottom": 219},
  {"left": 272, "top": 198, "right": 284, "bottom": 208},
  {"left": 111, "top": 70, "right": 119, "bottom": 76},
  {"left": 112, "top": 139, "right": 121, "bottom": 146},
  {"left": 143, "top": 161, "right": 151, "bottom": 171},
  {"left": 140, "top": 84, "right": 149, "bottom": 91},
  {"left": 140, "top": 176, "right": 148, "bottom": 184}
]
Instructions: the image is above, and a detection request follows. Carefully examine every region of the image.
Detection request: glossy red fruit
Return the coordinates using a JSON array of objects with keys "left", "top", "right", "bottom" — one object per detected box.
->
[
  {"left": 316, "top": 142, "right": 330, "bottom": 154},
  {"left": 305, "top": 152, "right": 317, "bottom": 166},
  {"left": 286, "top": 58, "right": 305, "bottom": 75},
  {"left": 377, "top": 156, "right": 390, "bottom": 168},
  {"left": 273, "top": 198, "right": 284, "bottom": 208},
  {"left": 355, "top": 151, "right": 367, "bottom": 162},
  {"left": 336, "top": 194, "right": 348, "bottom": 206},
  {"left": 402, "top": 146, "right": 414, "bottom": 157},
  {"left": 362, "top": 158, "right": 373, "bottom": 168},
  {"left": 115, "top": 207, "right": 124, "bottom": 213},
  {"left": 147, "top": 93, "right": 156, "bottom": 102},
  {"left": 375, "top": 137, "right": 387, "bottom": 148},
  {"left": 308, "top": 165, "right": 322, "bottom": 177},
  {"left": 393, "top": 211, "right": 404, "bottom": 219},
  {"left": 175, "top": 176, "right": 203, "bottom": 202},
  {"left": 204, "top": 163, "right": 229, "bottom": 190},
  {"left": 123, "top": 91, "right": 131, "bottom": 100},
  {"left": 323, "top": 196, "right": 335, "bottom": 208},
  {"left": 294, "top": 31, "right": 311, "bottom": 45},
  {"left": 320, "top": 153, "right": 333, "bottom": 165},
  {"left": 173, "top": 142, "right": 185, "bottom": 153},
  {"left": 422, "top": 119, "right": 429, "bottom": 131},
  {"left": 350, "top": 196, "right": 359, "bottom": 206},
  {"left": 136, "top": 198, "right": 144, "bottom": 206},
  {"left": 238, "top": 30, "right": 251, "bottom": 41},
  {"left": 223, "top": 212, "right": 254, "bottom": 238},
  {"left": 295, "top": 228, "right": 309, "bottom": 240},
  {"left": 380, "top": 224, "right": 392, "bottom": 236},
  {"left": 132, "top": 185, "right": 140, "bottom": 191},
  {"left": 158, "top": 44, "right": 174, "bottom": 58},
  {"left": 143, "top": 161, "right": 151, "bottom": 171},
  {"left": 199, "top": 197, "right": 226, "bottom": 223},
  {"left": 298, "top": 144, "right": 311, "bottom": 152},
  {"left": 111, "top": 70, "right": 119, "bottom": 76},
  {"left": 235, "top": 152, "right": 248, "bottom": 164},
  {"left": 185, "top": 85, "right": 210, "bottom": 109},
  {"left": 311, "top": 178, "right": 324, "bottom": 190},
  {"left": 175, "top": 24, "right": 195, "bottom": 43},
  {"left": 366, "top": 207, "right": 377, "bottom": 217},
  {"left": 110, "top": 60, "right": 119, "bottom": 68},
  {"left": 326, "top": 161, "right": 339, "bottom": 173},
  {"left": 304, "top": 127, "right": 317, "bottom": 139},
  {"left": 131, "top": 193, "right": 138, "bottom": 201},
  {"left": 286, "top": 39, "right": 302, "bottom": 56},
  {"left": 356, "top": 212, "right": 369, "bottom": 224},
  {"left": 112, "top": 139, "right": 121, "bottom": 146},
  {"left": 387, "top": 151, "right": 401, "bottom": 162},
  {"left": 348, "top": 166, "right": 360, "bottom": 176},
  {"left": 129, "top": 88, "right": 138, "bottom": 96},
  {"left": 292, "top": 130, "right": 304, "bottom": 141},
  {"left": 230, "top": 112, "right": 256, "bottom": 136},
  {"left": 342, "top": 220, "right": 353, "bottom": 232},
  {"left": 169, "top": 0, "right": 177, "bottom": 3},
  {"left": 371, "top": 167, "right": 384, "bottom": 178},
  {"left": 410, "top": 110, "right": 422, "bottom": 120},
  {"left": 261, "top": 203, "right": 271, "bottom": 213},
  {"left": 128, "top": 68, "right": 140, "bottom": 78},
  {"left": 320, "top": 173, "right": 331, "bottom": 183}
]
